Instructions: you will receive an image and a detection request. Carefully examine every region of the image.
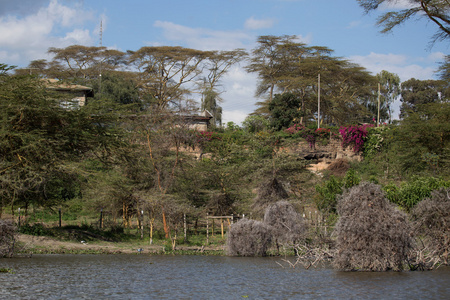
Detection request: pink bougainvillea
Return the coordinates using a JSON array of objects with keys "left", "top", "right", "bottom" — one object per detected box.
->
[
  {"left": 339, "top": 124, "right": 374, "bottom": 152},
  {"left": 285, "top": 124, "right": 305, "bottom": 135}
]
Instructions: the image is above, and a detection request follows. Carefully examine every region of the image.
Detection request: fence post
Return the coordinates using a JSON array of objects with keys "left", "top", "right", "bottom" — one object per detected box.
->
[
  {"left": 206, "top": 213, "right": 209, "bottom": 244},
  {"left": 183, "top": 213, "right": 187, "bottom": 243},
  {"left": 140, "top": 210, "right": 144, "bottom": 239},
  {"left": 99, "top": 209, "right": 103, "bottom": 229}
]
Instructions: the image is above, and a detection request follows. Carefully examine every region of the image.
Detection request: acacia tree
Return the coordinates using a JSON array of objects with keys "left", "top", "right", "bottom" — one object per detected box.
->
[
  {"left": 247, "top": 35, "right": 377, "bottom": 125},
  {"left": 128, "top": 46, "right": 212, "bottom": 109},
  {"left": 127, "top": 108, "right": 197, "bottom": 238},
  {"left": 246, "top": 35, "right": 311, "bottom": 116},
  {"left": 358, "top": 0, "right": 450, "bottom": 44},
  {"left": 47, "top": 45, "right": 126, "bottom": 81}
]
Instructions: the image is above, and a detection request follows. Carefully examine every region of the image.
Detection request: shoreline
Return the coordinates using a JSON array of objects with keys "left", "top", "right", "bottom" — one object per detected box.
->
[{"left": 15, "top": 234, "right": 225, "bottom": 255}]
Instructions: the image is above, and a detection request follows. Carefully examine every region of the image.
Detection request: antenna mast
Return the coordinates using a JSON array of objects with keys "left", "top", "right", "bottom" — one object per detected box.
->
[{"left": 99, "top": 19, "right": 103, "bottom": 97}]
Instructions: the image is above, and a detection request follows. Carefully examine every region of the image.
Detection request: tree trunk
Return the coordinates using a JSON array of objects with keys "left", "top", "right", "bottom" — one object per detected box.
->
[{"left": 162, "top": 206, "right": 169, "bottom": 239}]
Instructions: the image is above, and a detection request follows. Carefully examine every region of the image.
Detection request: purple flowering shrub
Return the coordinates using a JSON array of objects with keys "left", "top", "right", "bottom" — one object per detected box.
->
[{"left": 339, "top": 124, "right": 374, "bottom": 152}]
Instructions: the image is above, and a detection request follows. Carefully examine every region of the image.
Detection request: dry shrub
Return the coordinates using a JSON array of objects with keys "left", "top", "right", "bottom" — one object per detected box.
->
[
  {"left": 0, "top": 219, "right": 16, "bottom": 258},
  {"left": 252, "top": 177, "right": 289, "bottom": 217},
  {"left": 327, "top": 159, "right": 350, "bottom": 177},
  {"left": 226, "top": 218, "right": 272, "bottom": 256},
  {"left": 411, "top": 188, "right": 450, "bottom": 266},
  {"left": 334, "top": 182, "right": 413, "bottom": 271},
  {"left": 264, "top": 201, "right": 307, "bottom": 246}
]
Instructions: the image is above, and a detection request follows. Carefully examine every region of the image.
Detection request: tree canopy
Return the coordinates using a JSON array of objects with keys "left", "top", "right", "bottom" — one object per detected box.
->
[{"left": 358, "top": 0, "right": 450, "bottom": 44}]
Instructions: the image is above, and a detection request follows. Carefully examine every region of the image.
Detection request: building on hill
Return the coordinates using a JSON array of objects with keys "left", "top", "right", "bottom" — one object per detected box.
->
[
  {"left": 43, "top": 79, "right": 94, "bottom": 109},
  {"left": 182, "top": 110, "right": 213, "bottom": 131}
]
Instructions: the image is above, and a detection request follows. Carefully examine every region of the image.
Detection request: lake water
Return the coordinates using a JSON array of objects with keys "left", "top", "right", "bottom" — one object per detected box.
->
[{"left": 1, "top": 254, "right": 449, "bottom": 299}]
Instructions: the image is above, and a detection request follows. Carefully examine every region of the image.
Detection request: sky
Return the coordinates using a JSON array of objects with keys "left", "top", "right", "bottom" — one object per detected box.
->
[{"left": 0, "top": 0, "right": 448, "bottom": 124}]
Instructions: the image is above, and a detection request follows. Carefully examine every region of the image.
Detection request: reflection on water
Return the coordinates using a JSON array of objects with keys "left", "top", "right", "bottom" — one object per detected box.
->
[{"left": 1, "top": 254, "right": 449, "bottom": 299}]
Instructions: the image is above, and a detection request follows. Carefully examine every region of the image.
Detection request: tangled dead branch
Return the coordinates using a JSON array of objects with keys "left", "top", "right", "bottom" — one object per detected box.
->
[
  {"left": 0, "top": 219, "right": 17, "bottom": 258},
  {"left": 226, "top": 218, "right": 272, "bottom": 256},
  {"left": 333, "top": 182, "right": 413, "bottom": 271},
  {"left": 411, "top": 187, "right": 450, "bottom": 267},
  {"left": 264, "top": 201, "right": 307, "bottom": 248}
]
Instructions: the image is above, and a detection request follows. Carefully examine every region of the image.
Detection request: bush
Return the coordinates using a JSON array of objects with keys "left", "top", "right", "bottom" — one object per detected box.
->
[
  {"left": 226, "top": 219, "right": 272, "bottom": 256},
  {"left": 19, "top": 223, "right": 53, "bottom": 236},
  {"left": 253, "top": 177, "right": 289, "bottom": 217},
  {"left": 363, "top": 126, "right": 389, "bottom": 158},
  {"left": 411, "top": 188, "right": 450, "bottom": 265},
  {"left": 315, "top": 169, "right": 360, "bottom": 214},
  {"left": 339, "top": 124, "right": 374, "bottom": 152},
  {"left": 0, "top": 220, "right": 17, "bottom": 258},
  {"left": 263, "top": 201, "right": 307, "bottom": 247},
  {"left": 315, "top": 176, "right": 342, "bottom": 214},
  {"left": 333, "top": 182, "right": 413, "bottom": 271},
  {"left": 326, "top": 159, "right": 350, "bottom": 177},
  {"left": 384, "top": 176, "right": 450, "bottom": 210}
]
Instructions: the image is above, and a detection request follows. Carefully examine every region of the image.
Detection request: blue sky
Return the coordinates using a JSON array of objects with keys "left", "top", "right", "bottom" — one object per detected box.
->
[{"left": 0, "top": 0, "right": 448, "bottom": 124}]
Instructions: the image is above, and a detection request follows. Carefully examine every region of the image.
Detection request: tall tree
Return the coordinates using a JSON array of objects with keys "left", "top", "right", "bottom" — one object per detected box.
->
[
  {"left": 47, "top": 45, "right": 126, "bottom": 82},
  {"left": 246, "top": 35, "right": 309, "bottom": 116},
  {"left": 437, "top": 54, "right": 450, "bottom": 81},
  {"left": 399, "top": 78, "right": 447, "bottom": 117},
  {"left": 358, "top": 0, "right": 450, "bottom": 44},
  {"left": 377, "top": 70, "right": 400, "bottom": 123},
  {"left": 128, "top": 46, "right": 212, "bottom": 109},
  {"left": 247, "top": 36, "right": 377, "bottom": 125},
  {"left": 201, "top": 89, "right": 223, "bottom": 126}
]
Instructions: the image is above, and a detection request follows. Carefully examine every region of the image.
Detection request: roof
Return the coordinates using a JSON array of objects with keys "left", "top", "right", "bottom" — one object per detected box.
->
[{"left": 43, "top": 79, "right": 94, "bottom": 96}]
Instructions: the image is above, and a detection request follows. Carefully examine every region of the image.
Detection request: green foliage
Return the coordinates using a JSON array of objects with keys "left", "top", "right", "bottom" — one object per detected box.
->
[
  {"left": 395, "top": 102, "right": 450, "bottom": 175},
  {"left": 315, "top": 169, "right": 361, "bottom": 214},
  {"left": 269, "top": 93, "right": 302, "bottom": 130},
  {"left": 315, "top": 176, "right": 342, "bottom": 214},
  {"left": 242, "top": 115, "right": 270, "bottom": 133},
  {"left": 363, "top": 125, "right": 389, "bottom": 158},
  {"left": 383, "top": 176, "right": 450, "bottom": 210},
  {"left": 0, "top": 268, "right": 14, "bottom": 274},
  {"left": 19, "top": 223, "right": 53, "bottom": 236},
  {"left": 343, "top": 169, "right": 361, "bottom": 188},
  {"left": 0, "top": 69, "right": 125, "bottom": 210}
]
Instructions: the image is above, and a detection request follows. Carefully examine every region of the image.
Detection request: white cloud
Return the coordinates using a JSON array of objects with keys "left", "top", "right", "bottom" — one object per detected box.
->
[
  {"left": 348, "top": 52, "right": 440, "bottom": 81},
  {"left": 0, "top": 0, "right": 96, "bottom": 67},
  {"left": 347, "top": 20, "right": 362, "bottom": 29},
  {"left": 220, "top": 66, "right": 259, "bottom": 125},
  {"left": 63, "top": 29, "right": 93, "bottom": 44},
  {"left": 244, "top": 17, "right": 276, "bottom": 30},
  {"left": 153, "top": 21, "right": 253, "bottom": 51},
  {"left": 222, "top": 110, "right": 251, "bottom": 125},
  {"left": 379, "top": 0, "right": 419, "bottom": 10}
]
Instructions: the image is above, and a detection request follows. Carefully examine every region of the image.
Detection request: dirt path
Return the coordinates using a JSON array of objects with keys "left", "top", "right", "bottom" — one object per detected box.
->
[{"left": 16, "top": 234, "right": 221, "bottom": 255}]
